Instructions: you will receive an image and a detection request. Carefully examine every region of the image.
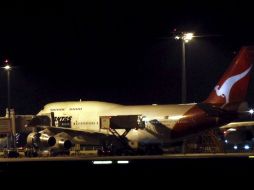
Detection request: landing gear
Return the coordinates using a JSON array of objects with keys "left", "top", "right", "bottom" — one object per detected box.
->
[
  {"left": 137, "top": 144, "right": 164, "bottom": 155},
  {"left": 24, "top": 148, "right": 38, "bottom": 157},
  {"left": 97, "top": 142, "right": 163, "bottom": 156},
  {"left": 97, "top": 142, "right": 117, "bottom": 156},
  {"left": 49, "top": 148, "right": 70, "bottom": 157}
]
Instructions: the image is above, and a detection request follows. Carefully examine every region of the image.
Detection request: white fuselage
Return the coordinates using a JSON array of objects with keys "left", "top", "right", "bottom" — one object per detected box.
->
[{"left": 38, "top": 101, "right": 196, "bottom": 144}]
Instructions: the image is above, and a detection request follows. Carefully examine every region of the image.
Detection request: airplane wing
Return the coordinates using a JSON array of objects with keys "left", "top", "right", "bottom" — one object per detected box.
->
[
  {"left": 26, "top": 125, "right": 112, "bottom": 146},
  {"left": 29, "top": 125, "right": 107, "bottom": 135},
  {"left": 220, "top": 121, "right": 254, "bottom": 129}
]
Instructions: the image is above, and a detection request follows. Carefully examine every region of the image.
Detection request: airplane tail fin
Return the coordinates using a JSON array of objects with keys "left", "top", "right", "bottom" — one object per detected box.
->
[{"left": 204, "top": 47, "right": 254, "bottom": 109}]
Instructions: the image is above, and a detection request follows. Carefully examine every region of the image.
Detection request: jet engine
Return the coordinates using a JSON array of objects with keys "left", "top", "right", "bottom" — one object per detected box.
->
[
  {"left": 224, "top": 129, "right": 253, "bottom": 144},
  {"left": 27, "top": 131, "right": 56, "bottom": 148},
  {"left": 39, "top": 133, "right": 56, "bottom": 147},
  {"left": 27, "top": 132, "right": 40, "bottom": 147},
  {"left": 54, "top": 132, "right": 73, "bottom": 150}
]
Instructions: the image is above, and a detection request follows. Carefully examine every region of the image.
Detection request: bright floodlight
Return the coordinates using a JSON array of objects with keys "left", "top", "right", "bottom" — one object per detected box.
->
[
  {"left": 244, "top": 145, "right": 250, "bottom": 150},
  {"left": 183, "top": 33, "right": 194, "bottom": 43},
  {"left": 4, "top": 65, "right": 11, "bottom": 70},
  {"left": 249, "top": 109, "right": 254, "bottom": 114}
]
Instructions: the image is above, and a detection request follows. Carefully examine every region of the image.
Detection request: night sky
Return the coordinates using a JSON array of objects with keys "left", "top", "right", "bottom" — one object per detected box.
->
[{"left": 0, "top": 1, "right": 254, "bottom": 115}]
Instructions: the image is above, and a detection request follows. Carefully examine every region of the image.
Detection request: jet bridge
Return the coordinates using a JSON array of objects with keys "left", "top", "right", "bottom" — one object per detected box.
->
[
  {"left": 0, "top": 117, "right": 11, "bottom": 134},
  {"left": 0, "top": 109, "right": 16, "bottom": 135}
]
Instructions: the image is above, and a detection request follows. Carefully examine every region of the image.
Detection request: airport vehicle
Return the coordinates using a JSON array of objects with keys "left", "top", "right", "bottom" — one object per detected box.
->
[{"left": 26, "top": 46, "right": 254, "bottom": 155}]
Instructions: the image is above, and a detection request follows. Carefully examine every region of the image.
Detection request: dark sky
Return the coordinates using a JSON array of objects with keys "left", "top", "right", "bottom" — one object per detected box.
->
[{"left": 0, "top": 1, "right": 254, "bottom": 115}]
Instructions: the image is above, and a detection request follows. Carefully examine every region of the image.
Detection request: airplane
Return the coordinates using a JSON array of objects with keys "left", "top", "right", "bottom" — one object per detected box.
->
[
  {"left": 25, "top": 46, "right": 254, "bottom": 156},
  {"left": 220, "top": 119, "right": 254, "bottom": 144}
]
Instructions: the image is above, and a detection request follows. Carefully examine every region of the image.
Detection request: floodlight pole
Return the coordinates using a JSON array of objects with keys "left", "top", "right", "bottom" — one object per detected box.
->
[
  {"left": 181, "top": 40, "right": 186, "bottom": 104},
  {"left": 7, "top": 68, "right": 10, "bottom": 118}
]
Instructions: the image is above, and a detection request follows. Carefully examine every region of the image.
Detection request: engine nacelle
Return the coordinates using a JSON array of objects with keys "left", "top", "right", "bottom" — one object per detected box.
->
[
  {"left": 224, "top": 129, "right": 253, "bottom": 144},
  {"left": 27, "top": 132, "right": 40, "bottom": 147},
  {"left": 27, "top": 132, "right": 56, "bottom": 148},
  {"left": 54, "top": 132, "right": 73, "bottom": 150},
  {"left": 39, "top": 133, "right": 56, "bottom": 147},
  {"left": 55, "top": 138, "right": 72, "bottom": 150}
]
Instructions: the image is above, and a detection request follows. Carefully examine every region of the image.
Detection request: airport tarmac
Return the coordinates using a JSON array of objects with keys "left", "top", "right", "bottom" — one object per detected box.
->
[
  {"left": 0, "top": 153, "right": 253, "bottom": 182},
  {"left": 0, "top": 152, "right": 254, "bottom": 162}
]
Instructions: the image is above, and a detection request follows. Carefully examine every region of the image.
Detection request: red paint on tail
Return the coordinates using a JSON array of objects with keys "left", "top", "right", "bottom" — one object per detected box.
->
[{"left": 204, "top": 47, "right": 254, "bottom": 105}]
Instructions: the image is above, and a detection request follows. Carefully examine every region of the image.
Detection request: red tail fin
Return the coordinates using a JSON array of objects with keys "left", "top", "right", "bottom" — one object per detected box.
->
[{"left": 204, "top": 46, "right": 254, "bottom": 105}]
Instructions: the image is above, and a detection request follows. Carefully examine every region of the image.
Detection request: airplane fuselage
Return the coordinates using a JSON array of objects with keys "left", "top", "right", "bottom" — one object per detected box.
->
[{"left": 38, "top": 101, "right": 222, "bottom": 144}]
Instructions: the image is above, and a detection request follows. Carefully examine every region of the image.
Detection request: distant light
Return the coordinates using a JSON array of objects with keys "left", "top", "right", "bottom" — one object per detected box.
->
[
  {"left": 233, "top": 145, "right": 238, "bottom": 150},
  {"left": 117, "top": 160, "right": 129, "bottom": 164},
  {"left": 224, "top": 140, "right": 228, "bottom": 144},
  {"left": 152, "top": 104, "right": 158, "bottom": 106},
  {"left": 249, "top": 109, "right": 254, "bottom": 114},
  {"left": 244, "top": 145, "right": 250, "bottom": 150},
  {"left": 92, "top": 161, "right": 112, "bottom": 165},
  {"left": 175, "top": 36, "right": 180, "bottom": 40},
  {"left": 3, "top": 65, "right": 11, "bottom": 70},
  {"left": 249, "top": 155, "right": 254, "bottom": 159}
]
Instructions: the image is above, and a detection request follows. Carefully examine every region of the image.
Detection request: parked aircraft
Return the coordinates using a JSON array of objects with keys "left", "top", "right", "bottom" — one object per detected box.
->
[{"left": 26, "top": 46, "right": 254, "bottom": 155}]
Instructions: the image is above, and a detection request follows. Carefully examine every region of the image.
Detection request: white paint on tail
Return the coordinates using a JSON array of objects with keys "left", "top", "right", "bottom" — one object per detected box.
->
[{"left": 214, "top": 65, "right": 252, "bottom": 104}]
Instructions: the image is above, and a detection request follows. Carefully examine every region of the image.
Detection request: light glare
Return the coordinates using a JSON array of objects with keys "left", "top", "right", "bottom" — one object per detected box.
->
[
  {"left": 3, "top": 65, "right": 11, "bottom": 70},
  {"left": 249, "top": 109, "right": 254, "bottom": 114},
  {"left": 183, "top": 33, "right": 194, "bottom": 42},
  {"left": 244, "top": 145, "right": 250, "bottom": 150},
  {"left": 168, "top": 115, "right": 184, "bottom": 120}
]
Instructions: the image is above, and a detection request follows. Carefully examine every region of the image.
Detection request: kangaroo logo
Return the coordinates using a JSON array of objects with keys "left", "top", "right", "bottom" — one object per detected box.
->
[{"left": 215, "top": 65, "right": 252, "bottom": 104}]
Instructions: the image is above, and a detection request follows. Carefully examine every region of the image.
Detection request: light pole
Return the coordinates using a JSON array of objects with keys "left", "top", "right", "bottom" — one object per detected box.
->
[
  {"left": 3, "top": 60, "right": 11, "bottom": 117},
  {"left": 3, "top": 60, "right": 13, "bottom": 149},
  {"left": 175, "top": 32, "right": 194, "bottom": 103}
]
